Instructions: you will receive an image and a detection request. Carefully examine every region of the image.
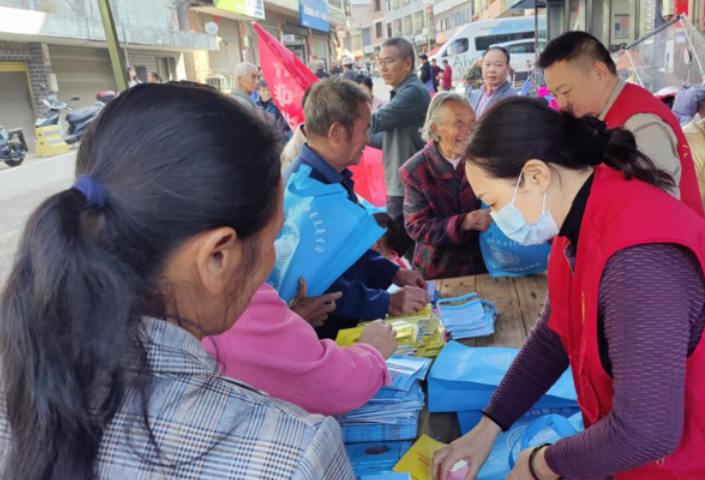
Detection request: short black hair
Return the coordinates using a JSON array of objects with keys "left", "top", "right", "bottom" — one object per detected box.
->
[
  {"left": 372, "top": 212, "right": 397, "bottom": 246},
  {"left": 537, "top": 31, "right": 617, "bottom": 75},
  {"left": 382, "top": 37, "right": 416, "bottom": 70},
  {"left": 442, "top": 59, "right": 449, "bottom": 64},
  {"left": 355, "top": 75, "right": 373, "bottom": 91},
  {"left": 483, "top": 46, "right": 510, "bottom": 64},
  {"left": 420, "top": 54, "right": 428, "bottom": 60}
]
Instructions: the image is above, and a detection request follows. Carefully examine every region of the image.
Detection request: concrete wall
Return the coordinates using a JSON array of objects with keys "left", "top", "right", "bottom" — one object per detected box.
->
[{"left": 0, "top": 40, "right": 52, "bottom": 115}]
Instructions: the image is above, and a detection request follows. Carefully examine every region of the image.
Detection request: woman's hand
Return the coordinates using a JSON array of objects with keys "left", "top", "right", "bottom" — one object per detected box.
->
[
  {"left": 358, "top": 320, "right": 398, "bottom": 359},
  {"left": 432, "top": 416, "right": 501, "bottom": 480},
  {"left": 506, "top": 447, "right": 560, "bottom": 480},
  {"left": 462, "top": 210, "right": 493, "bottom": 232}
]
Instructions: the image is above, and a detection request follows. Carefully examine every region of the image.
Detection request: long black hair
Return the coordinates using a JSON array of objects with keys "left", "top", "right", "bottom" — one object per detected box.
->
[
  {"left": 0, "top": 83, "right": 281, "bottom": 479},
  {"left": 466, "top": 97, "right": 675, "bottom": 191}
]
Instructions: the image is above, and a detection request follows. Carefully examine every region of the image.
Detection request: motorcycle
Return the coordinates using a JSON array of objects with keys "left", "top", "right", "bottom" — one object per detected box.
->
[
  {"left": 35, "top": 91, "right": 116, "bottom": 145},
  {"left": 0, "top": 126, "right": 28, "bottom": 167}
]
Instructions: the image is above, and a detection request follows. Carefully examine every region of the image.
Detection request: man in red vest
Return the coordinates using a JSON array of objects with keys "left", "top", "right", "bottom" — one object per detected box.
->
[{"left": 537, "top": 31, "right": 705, "bottom": 217}]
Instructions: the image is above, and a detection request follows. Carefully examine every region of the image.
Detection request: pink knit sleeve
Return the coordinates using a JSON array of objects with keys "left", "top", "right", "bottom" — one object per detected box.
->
[{"left": 203, "top": 284, "right": 390, "bottom": 416}]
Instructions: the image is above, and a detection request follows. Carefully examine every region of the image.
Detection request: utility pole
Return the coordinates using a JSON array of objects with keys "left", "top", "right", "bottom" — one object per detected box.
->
[{"left": 97, "top": 0, "right": 128, "bottom": 92}]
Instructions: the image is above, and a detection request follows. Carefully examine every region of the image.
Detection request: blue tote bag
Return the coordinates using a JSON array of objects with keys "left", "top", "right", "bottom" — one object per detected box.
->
[
  {"left": 268, "top": 165, "right": 385, "bottom": 303},
  {"left": 457, "top": 408, "right": 583, "bottom": 480},
  {"left": 428, "top": 341, "right": 578, "bottom": 413},
  {"left": 479, "top": 205, "right": 551, "bottom": 278}
]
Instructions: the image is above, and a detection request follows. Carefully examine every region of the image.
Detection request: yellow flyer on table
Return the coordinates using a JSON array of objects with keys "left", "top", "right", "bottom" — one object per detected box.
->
[{"left": 393, "top": 434, "right": 445, "bottom": 480}]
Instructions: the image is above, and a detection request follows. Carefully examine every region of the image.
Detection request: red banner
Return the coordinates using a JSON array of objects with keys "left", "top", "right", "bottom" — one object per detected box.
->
[{"left": 253, "top": 22, "right": 387, "bottom": 207}]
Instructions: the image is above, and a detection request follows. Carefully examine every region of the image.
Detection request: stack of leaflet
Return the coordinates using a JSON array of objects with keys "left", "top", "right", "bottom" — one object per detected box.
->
[
  {"left": 345, "top": 440, "right": 413, "bottom": 479},
  {"left": 336, "top": 282, "right": 446, "bottom": 357},
  {"left": 337, "top": 356, "right": 431, "bottom": 443},
  {"left": 437, "top": 293, "right": 498, "bottom": 340}
]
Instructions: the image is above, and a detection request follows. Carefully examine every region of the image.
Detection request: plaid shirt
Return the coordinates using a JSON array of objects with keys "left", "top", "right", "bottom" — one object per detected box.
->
[
  {"left": 0, "top": 318, "right": 355, "bottom": 480},
  {"left": 399, "top": 142, "right": 487, "bottom": 279}
]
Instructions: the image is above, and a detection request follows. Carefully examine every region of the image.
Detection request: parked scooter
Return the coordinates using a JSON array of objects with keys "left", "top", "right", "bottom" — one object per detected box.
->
[
  {"left": 35, "top": 91, "right": 116, "bottom": 145},
  {"left": 0, "top": 126, "right": 28, "bottom": 167}
]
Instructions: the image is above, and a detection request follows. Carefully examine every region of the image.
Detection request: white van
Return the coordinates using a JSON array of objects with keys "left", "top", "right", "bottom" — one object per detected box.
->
[{"left": 431, "top": 17, "right": 546, "bottom": 82}]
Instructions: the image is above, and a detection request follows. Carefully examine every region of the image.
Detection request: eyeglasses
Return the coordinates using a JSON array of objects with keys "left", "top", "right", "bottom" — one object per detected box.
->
[{"left": 379, "top": 58, "right": 399, "bottom": 67}]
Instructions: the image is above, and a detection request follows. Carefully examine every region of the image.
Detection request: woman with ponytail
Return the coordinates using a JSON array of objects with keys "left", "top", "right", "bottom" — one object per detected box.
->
[
  {"left": 433, "top": 97, "right": 705, "bottom": 480},
  {"left": 0, "top": 83, "right": 354, "bottom": 480}
]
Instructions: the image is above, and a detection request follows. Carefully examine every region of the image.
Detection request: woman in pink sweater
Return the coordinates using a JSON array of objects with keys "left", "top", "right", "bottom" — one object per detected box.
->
[{"left": 202, "top": 283, "right": 396, "bottom": 416}]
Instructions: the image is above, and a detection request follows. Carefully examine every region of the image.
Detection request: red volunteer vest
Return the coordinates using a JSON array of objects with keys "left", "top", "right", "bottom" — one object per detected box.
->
[
  {"left": 603, "top": 82, "right": 705, "bottom": 218},
  {"left": 548, "top": 166, "right": 705, "bottom": 480}
]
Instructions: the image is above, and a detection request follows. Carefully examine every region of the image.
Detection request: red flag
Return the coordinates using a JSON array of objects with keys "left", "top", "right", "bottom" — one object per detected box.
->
[
  {"left": 253, "top": 23, "right": 318, "bottom": 130},
  {"left": 254, "top": 22, "right": 387, "bottom": 206}
]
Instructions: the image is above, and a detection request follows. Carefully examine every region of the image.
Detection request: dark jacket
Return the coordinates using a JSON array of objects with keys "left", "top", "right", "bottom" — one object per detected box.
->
[
  {"left": 672, "top": 86, "right": 705, "bottom": 125},
  {"left": 256, "top": 98, "right": 292, "bottom": 144},
  {"left": 399, "top": 142, "right": 487, "bottom": 279},
  {"left": 370, "top": 74, "right": 430, "bottom": 197},
  {"left": 284, "top": 143, "right": 400, "bottom": 339},
  {"left": 315, "top": 69, "right": 331, "bottom": 79},
  {"left": 420, "top": 62, "right": 433, "bottom": 84}
]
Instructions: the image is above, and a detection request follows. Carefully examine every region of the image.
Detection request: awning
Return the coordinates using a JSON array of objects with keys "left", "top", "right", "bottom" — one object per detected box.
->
[{"left": 428, "top": 43, "right": 443, "bottom": 56}]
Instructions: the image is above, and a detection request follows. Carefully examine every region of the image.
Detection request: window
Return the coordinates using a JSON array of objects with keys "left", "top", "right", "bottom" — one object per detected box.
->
[
  {"left": 507, "top": 42, "right": 533, "bottom": 54},
  {"left": 387, "top": 22, "right": 392, "bottom": 38},
  {"left": 377, "top": 21, "right": 384, "bottom": 38},
  {"left": 374, "top": 0, "right": 381, "bottom": 11},
  {"left": 413, "top": 12, "right": 424, "bottom": 33},
  {"left": 443, "top": 38, "right": 469, "bottom": 56},
  {"left": 475, "top": 32, "right": 533, "bottom": 51},
  {"left": 403, "top": 15, "right": 412, "bottom": 35},
  {"left": 386, "top": 0, "right": 391, "bottom": 10}
]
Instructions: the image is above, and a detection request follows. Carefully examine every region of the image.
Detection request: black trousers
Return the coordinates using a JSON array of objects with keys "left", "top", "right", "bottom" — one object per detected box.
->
[{"left": 386, "top": 195, "right": 414, "bottom": 260}]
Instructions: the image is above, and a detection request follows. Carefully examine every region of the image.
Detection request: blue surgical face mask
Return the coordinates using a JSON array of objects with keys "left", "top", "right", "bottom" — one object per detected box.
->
[{"left": 489, "top": 172, "right": 559, "bottom": 245}]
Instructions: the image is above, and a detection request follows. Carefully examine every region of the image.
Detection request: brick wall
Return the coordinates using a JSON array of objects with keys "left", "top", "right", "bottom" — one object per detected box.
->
[
  {"left": 125, "top": 49, "right": 180, "bottom": 83},
  {"left": 0, "top": 40, "right": 52, "bottom": 115}
]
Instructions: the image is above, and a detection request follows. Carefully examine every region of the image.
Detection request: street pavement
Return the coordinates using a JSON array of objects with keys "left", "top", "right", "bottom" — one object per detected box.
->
[
  {"left": 374, "top": 77, "right": 393, "bottom": 102},
  {"left": 0, "top": 151, "right": 76, "bottom": 287}
]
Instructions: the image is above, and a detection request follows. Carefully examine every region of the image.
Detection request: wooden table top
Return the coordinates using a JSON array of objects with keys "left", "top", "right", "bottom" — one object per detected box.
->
[{"left": 418, "top": 273, "right": 548, "bottom": 443}]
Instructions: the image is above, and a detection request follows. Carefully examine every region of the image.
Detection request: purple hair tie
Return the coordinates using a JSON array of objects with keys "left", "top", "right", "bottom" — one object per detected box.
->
[{"left": 72, "top": 174, "right": 107, "bottom": 209}]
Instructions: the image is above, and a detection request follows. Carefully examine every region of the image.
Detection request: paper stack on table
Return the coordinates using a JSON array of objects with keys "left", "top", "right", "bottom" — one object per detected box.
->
[
  {"left": 337, "top": 356, "right": 431, "bottom": 443},
  {"left": 437, "top": 293, "right": 498, "bottom": 340}
]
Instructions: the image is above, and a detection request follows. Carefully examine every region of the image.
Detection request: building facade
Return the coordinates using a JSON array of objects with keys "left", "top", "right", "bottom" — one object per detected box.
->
[
  {"left": 434, "top": 0, "right": 474, "bottom": 46},
  {"left": 0, "top": 0, "right": 216, "bottom": 151},
  {"left": 384, "top": 0, "right": 436, "bottom": 54}
]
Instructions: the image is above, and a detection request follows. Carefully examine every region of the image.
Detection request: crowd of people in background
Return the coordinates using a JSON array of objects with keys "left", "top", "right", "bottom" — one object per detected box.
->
[{"left": 3, "top": 27, "right": 705, "bottom": 480}]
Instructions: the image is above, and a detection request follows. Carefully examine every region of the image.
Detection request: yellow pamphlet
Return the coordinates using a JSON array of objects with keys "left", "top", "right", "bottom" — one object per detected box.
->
[{"left": 393, "top": 434, "right": 445, "bottom": 480}]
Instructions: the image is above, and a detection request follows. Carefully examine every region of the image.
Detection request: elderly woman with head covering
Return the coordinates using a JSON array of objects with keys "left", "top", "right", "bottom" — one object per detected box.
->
[{"left": 399, "top": 92, "right": 491, "bottom": 279}]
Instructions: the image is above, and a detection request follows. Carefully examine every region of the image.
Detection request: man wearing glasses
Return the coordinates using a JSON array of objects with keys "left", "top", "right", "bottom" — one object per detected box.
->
[{"left": 369, "top": 38, "right": 431, "bottom": 257}]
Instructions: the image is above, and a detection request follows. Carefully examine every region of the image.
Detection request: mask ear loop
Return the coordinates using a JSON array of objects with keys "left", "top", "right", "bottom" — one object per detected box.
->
[
  {"left": 541, "top": 187, "right": 549, "bottom": 214},
  {"left": 511, "top": 170, "right": 524, "bottom": 205}
]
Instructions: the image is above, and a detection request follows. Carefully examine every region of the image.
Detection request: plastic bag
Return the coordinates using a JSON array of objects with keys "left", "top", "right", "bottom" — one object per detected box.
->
[{"left": 268, "top": 165, "right": 384, "bottom": 302}]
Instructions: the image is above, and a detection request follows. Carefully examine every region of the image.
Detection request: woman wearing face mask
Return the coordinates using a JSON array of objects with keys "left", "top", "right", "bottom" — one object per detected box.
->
[
  {"left": 0, "top": 83, "right": 354, "bottom": 480},
  {"left": 433, "top": 98, "right": 705, "bottom": 480}
]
